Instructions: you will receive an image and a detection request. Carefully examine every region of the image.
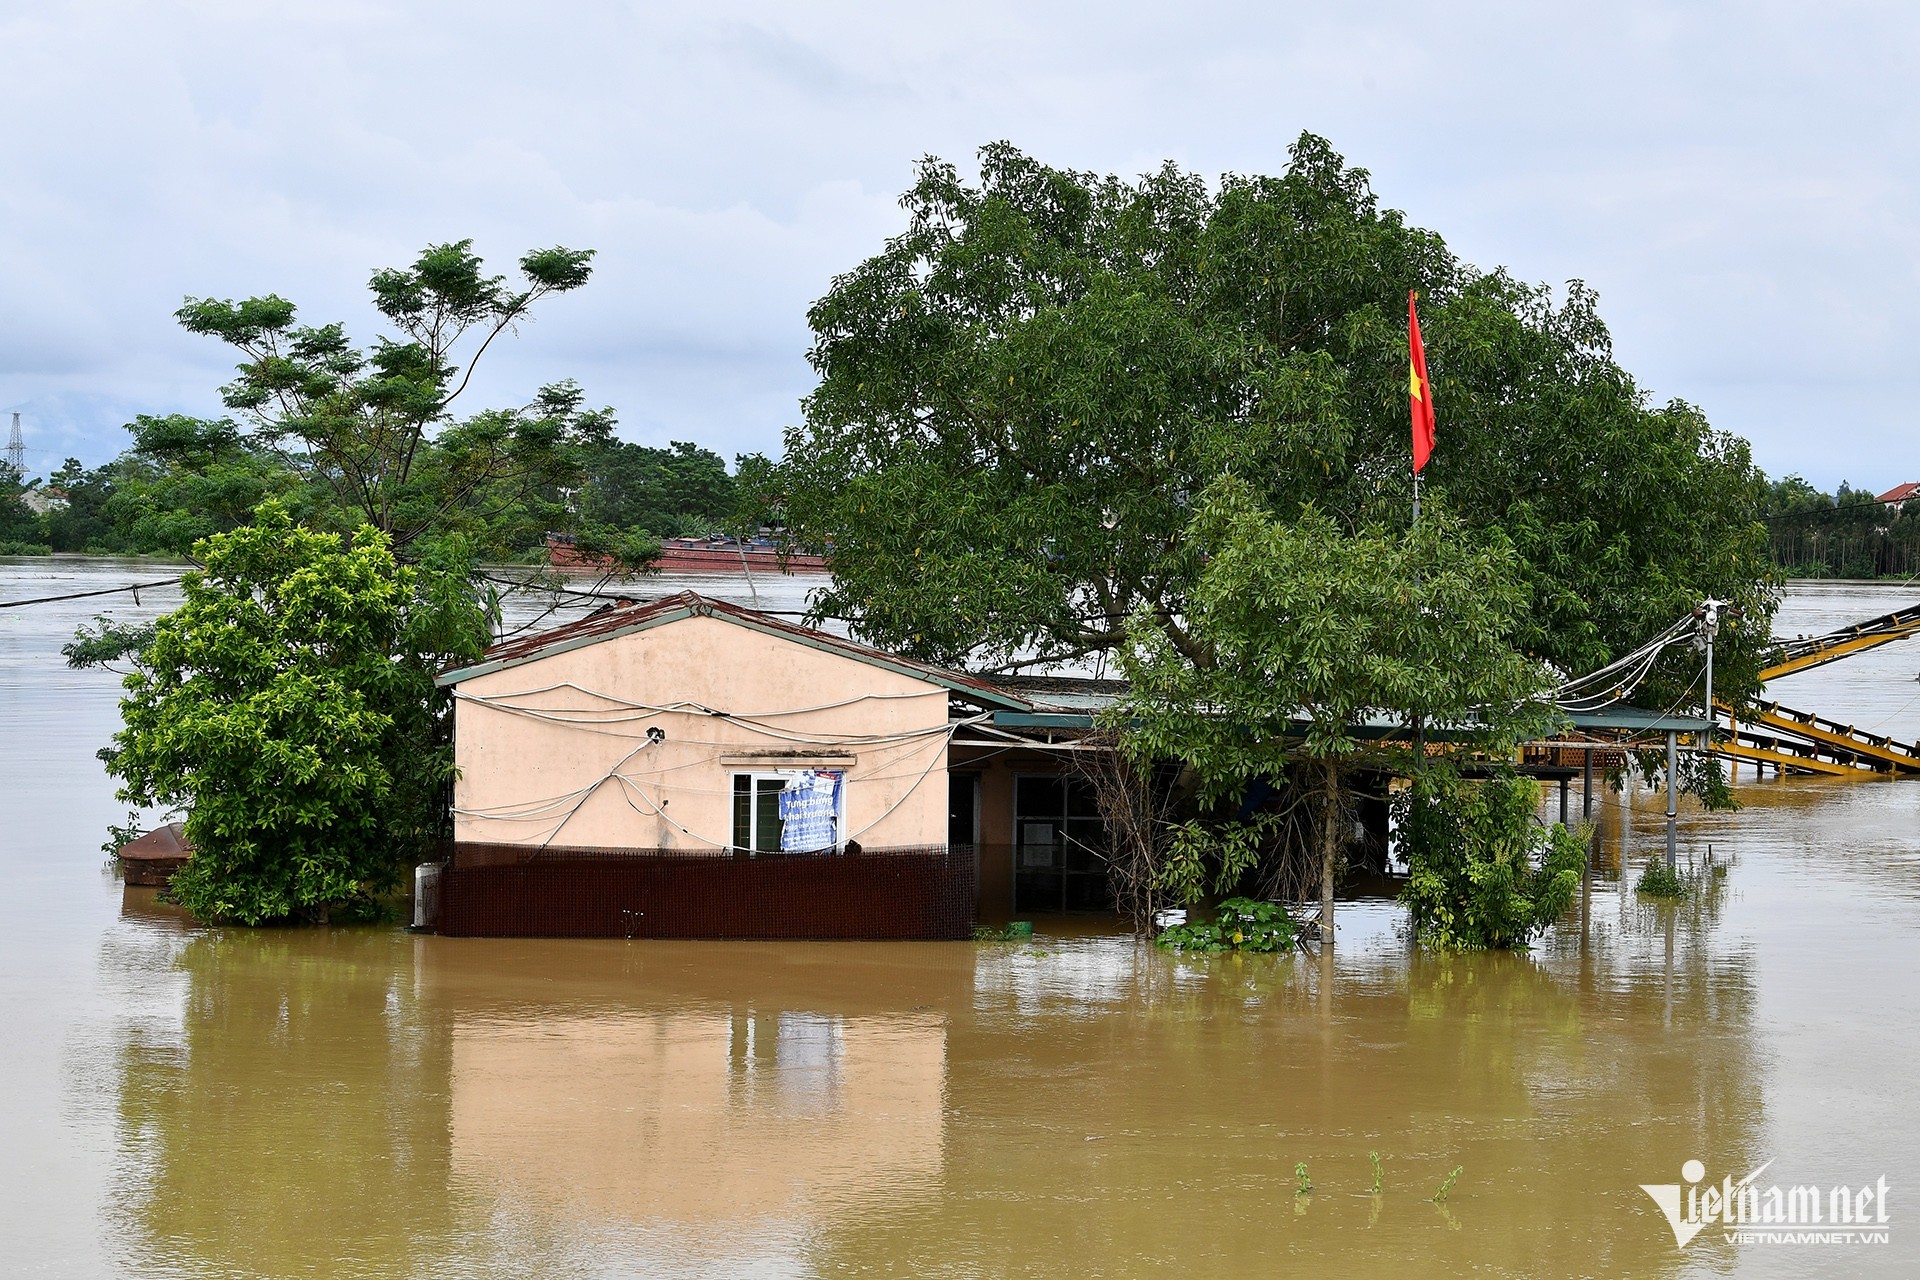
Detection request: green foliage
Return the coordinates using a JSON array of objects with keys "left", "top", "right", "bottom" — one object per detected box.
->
[
  {"left": 27, "top": 407, "right": 743, "bottom": 564},
  {"left": 1763, "top": 475, "right": 1920, "bottom": 579},
  {"left": 64, "top": 616, "right": 160, "bottom": 669},
  {"left": 727, "top": 451, "right": 784, "bottom": 539},
  {"left": 25, "top": 245, "right": 752, "bottom": 562},
  {"left": 1118, "top": 481, "right": 1556, "bottom": 786},
  {"left": 101, "top": 502, "right": 491, "bottom": 924},
  {"left": 35, "top": 419, "right": 325, "bottom": 557},
  {"left": 1635, "top": 857, "right": 1692, "bottom": 899},
  {"left": 176, "top": 240, "right": 598, "bottom": 554},
  {"left": 1765, "top": 473, "right": 1834, "bottom": 518},
  {"left": 1398, "top": 768, "right": 1585, "bottom": 950},
  {"left": 1369, "top": 1151, "right": 1383, "bottom": 1194},
  {"left": 779, "top": 133, "right": 1774, "bottom": 700},
  {"left": 1295, "top": 1162, "right": 1312, "bottom": 1195},
  {"left": 0, "top": 466, "right": 47, "bottom": 548},
  {"left": 1432, "top": 1166, "right": 1464, "bottom": 1202},
  {"left": 1116, "top": 480, "right": 1558, "bottom": 906},
  {"left": 1155, "top": 814, "right": 1283, "bottom": 907},
  {"left": 102, "top": 812, "right": 147, "bottom": 862},
  {"left": 567, "top": 524, "right": 664, "bottom": 575},
  {"left": 112, "top": 415, "right": 306, "bottom": 553},
  {"left": 1155, "top": 897, "right": 1296, "bottom": 953},
  {"left": 574, "top": 430, "right": 737, "bottom": 539},
  {"left": 1630, "top": 745, "right": 1737, "bottom": 812}
]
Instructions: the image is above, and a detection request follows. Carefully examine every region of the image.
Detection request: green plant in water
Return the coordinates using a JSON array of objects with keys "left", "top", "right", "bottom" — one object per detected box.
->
[
  {"left": 973, "top": 923, "right": 1023, "bottom": 941},
  {"left": 1432, "top": 1165, "right": 1463, "bottom": 1202},
  {"left": 1636, "top": 858, "right": 1691, "bottom": 899},
  {"left": 1369, "top": 1150, "right": 1383, "bottom": 1194},
  {"left": 1295, "top": 1162, "right": 1312, "bottom": 1195},
  {"left": 1398, "top": 765, "right": 1585, "bottom": 950},
  {"left": 1156, "top": 897, "right": 1296, "bottom": 953}
]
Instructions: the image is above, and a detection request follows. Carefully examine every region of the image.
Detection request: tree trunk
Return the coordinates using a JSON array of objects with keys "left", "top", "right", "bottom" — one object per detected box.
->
[{"left": 1319, "top": 759, "right": 1340, "bottom": 947}]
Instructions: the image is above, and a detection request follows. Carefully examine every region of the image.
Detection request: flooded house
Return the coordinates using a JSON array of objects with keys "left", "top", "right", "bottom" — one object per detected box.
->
[{"left": 425, "top": 591, "right": 1119, "bottom": 938}]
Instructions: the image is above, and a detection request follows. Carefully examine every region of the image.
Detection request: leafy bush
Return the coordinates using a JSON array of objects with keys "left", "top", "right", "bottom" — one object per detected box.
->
[
  {"left": 1156, "top": 897, "right": 1297, "bottom": 953},
  {"left": 1635, "top": 858, "right": 1691, "bottom": 899},
  {"left": 1399, "top": 767, "right": 1584, "bottom": 950}
]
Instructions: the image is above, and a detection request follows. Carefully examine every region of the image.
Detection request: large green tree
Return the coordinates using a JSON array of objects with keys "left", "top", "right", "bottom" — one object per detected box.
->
[
  {"left": 177, "top": 240, "right": 602, "bottom": 557},
  {"left": 101, "top": 503, "right": 490, "bottom": 924},
  {"left": 781, "top": 134, "right": 1772, "bottom": 698},
  {"left": 574, "top": 434, "right": 737, "bottom": 539}
]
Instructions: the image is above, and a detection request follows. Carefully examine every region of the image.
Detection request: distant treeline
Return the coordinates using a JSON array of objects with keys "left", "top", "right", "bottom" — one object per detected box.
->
[
  {"left": 0, "top": 411, "right": 768, "bottom": 561},
  {"left": 1764, "top": 475, "right": 1920, "bottom": 579}
]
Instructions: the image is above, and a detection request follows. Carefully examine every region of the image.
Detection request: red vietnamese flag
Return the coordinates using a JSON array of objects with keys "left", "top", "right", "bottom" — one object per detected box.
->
[{"left": 1408, "top": 290, "right": 1436, "bottom": 474}]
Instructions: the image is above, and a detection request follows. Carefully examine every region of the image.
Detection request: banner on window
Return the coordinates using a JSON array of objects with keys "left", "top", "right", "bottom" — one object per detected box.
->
[{"left": 779, "top": 770, "right": 842, "bottom": 852}]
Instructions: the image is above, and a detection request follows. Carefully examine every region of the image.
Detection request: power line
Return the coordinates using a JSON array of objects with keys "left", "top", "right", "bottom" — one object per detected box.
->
[
  {"left": 476, "top": 572, "right": 821, "bottom": 617},
  {"left": 0, "top": 578, "right": 182, "bottom": 609},
  {"left": 1764, "top": 495, "right": 1911, "bottom": 524}
]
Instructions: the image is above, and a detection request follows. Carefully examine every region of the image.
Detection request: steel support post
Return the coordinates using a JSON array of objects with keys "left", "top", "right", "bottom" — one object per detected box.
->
[{"left": 1665, "top": 730, "right": 1678, "bottom": 872}]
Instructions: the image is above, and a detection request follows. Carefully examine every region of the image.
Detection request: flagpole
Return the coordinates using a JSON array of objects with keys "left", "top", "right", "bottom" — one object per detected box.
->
[{"left": 1408, "top": 288, "right": 1427, "bottom": 531}]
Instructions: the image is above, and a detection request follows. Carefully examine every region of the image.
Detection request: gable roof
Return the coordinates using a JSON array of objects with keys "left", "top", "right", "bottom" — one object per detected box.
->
[
  {"left": 437, "top": 590, "right": 1034, "bottom": 710},
  {"left": 1879, "top": 482, "right": 1920, "bottom": 504}
]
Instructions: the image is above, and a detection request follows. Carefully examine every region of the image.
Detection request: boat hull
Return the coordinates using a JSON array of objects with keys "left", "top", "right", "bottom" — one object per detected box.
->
[{"left": 547, "top": 535, "right": 828, "bottom": 575}]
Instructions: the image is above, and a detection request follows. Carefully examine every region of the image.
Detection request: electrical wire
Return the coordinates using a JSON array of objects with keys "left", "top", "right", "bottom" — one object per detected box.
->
[
  {"left": 1552, "top": 614, "right": 1697, "bottom": 712},
  {"left": 461, "top": 679, "right": 947, "bottom": 719},
  {"left": 454, "top": 686, "right": 985, "bottom": 747},
  {"left": 476, "top": 571, "right": 831, "bottom": 618},
  {"left": 0, "top": 577, "right": 183, "bottom": 608}
]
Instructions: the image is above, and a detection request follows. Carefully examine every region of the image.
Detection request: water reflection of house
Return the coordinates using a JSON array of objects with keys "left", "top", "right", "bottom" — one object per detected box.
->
[
  {"left": 429, "top": 591, "right": 1128, "bottom": 937},
  {"left": 450, "top": 1010, "right": 947, "bottom": 1225}
]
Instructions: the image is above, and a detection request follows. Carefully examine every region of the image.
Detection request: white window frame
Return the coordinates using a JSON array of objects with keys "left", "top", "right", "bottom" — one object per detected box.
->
[{"left": 731, "top": 769, "right": 845, "bottom": 854}]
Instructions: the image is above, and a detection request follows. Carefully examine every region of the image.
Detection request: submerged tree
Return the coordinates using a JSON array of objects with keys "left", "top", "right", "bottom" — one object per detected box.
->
[
  {"left": 1113, "top": 479, "right": 1562, "bottom": 940},
  {"left": 1397, "top": 766, "right": 1585, "bottom": 949},
  {"left": 100, "top": 503, "right": 491, "bottom": 924}
]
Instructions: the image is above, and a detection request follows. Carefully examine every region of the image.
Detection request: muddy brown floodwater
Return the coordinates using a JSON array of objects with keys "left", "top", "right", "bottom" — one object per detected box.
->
[{"left": 4, "top": 560, "right": 1919, "bottom": 1277}]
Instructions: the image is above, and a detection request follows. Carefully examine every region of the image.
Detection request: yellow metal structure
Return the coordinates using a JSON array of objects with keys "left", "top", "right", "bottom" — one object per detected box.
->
[
  {"left": 1760, "top": 605, "right": 1920, "bottom": 680},
  {"left": 1733, "top": 701, "right": 1920, "bottom": 773},
  {"left": 1712, "top": 738, "right": 1863, "bottom": 777},
  {"left": 1718, "top": 602, "right": 1920, "bottom": 775}
]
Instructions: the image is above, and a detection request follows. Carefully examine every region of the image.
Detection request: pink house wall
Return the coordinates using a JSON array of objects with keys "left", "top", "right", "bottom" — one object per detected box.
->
[{"left": 450, "top": 614, "right": 954, "bottom": 852}]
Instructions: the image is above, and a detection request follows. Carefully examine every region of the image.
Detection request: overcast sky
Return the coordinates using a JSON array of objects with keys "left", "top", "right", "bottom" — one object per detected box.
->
[{"left": 4, "top": 1, "right": 1916, "bottom": 490}]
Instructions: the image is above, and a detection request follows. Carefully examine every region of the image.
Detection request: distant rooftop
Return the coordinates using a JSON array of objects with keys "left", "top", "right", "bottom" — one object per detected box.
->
[{"left": 1878, "top": 482, "right": 1920, "bottom": 504}]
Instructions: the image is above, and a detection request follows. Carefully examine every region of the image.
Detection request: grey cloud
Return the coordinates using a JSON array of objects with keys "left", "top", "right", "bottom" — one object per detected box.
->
[{"left": 2, "top": 0, "right": 1917, "bottom": 489}]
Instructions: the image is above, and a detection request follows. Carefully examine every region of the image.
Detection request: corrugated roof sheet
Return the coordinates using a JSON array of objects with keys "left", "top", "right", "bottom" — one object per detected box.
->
[{"left": 984, "top": 673, "right": 1128, "bottom": 711}]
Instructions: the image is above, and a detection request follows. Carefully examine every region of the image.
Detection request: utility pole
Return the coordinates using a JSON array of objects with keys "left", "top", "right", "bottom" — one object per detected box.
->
[
  {"left": 1665, "top": 730, "right": 1678, "bottom": 872},
  {"left": 1693, "top": 597, "right": 1745, "bottom": 757},
  {"left": 1676, "top": 597, "right": 1744, "bottom": 874},
  {"left": 4, "top": 413, "right": 22, "bottom": 477}
]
